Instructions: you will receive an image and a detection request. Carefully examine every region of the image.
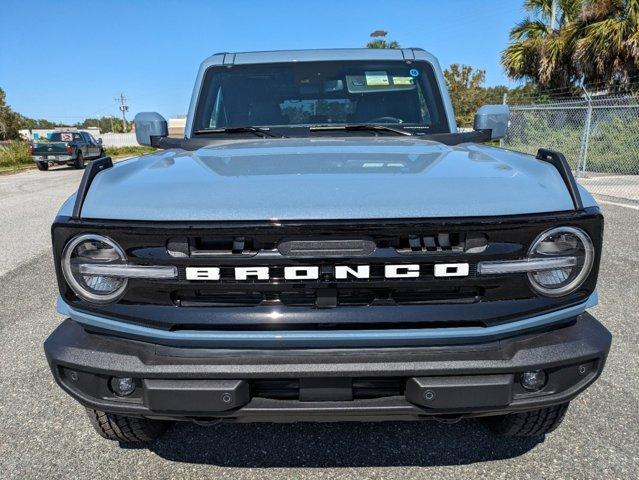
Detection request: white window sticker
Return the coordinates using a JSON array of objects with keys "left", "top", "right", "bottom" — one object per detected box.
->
[
  {"left": 60, "top": 133, "right": 73, "bottom": 141},
  {"left": 365, "top": 71, "right": 389, "bottom": 86},
  {"left": 392, "top": 76, "right": 414, "bottom": 85}
]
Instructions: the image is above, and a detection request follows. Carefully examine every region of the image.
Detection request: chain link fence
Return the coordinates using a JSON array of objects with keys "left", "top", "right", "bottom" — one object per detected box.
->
[{"left": 502, "top": 92, "right": 639, "bottom": 202}]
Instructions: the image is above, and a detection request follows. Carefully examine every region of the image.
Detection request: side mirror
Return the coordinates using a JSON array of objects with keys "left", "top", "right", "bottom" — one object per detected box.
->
[
  {"left": 97, "top": 138, "right": 103, "bottom": 145},
  {"left": 474, "top": 104, "right": 509, "bottom": 140},
  {"left": 134, "top": 112, "right": 168, "bottom": 146}
]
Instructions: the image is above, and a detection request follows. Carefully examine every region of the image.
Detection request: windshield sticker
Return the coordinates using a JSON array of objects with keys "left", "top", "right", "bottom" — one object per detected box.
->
[
  {"left": 365, "top": 71, "right": 390, "bottom": 86},
  {"left": 60, "top": 133, "right": 73, "bottom": 141},
  {"left": 393, "top": 76, "right": 414, "bottom": 85},
  {"left": 409, "top": 68, "right": 420, "bottom": 77}
]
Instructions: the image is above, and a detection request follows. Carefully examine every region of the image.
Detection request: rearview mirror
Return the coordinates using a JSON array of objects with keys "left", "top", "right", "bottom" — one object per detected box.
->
[
  {"left": 97, "top": 138, "right": 103, "bottom": 145},
  {"left": 474, "top": 104, "right": 509, "bottom": 140},
  {"left": 134, "top": 112, "right": 168, "bottom": 146}
]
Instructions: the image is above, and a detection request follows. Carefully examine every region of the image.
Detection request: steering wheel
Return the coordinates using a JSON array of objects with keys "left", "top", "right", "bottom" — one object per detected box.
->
[{"left": 366, "top": 116, "right": 404, "bottom": 124}]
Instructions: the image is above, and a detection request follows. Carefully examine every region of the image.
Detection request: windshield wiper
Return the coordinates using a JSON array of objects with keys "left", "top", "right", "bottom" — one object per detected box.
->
[
  {"left": 193, "top": 127, "right": 280, "bottom": 138},
  {"left": 309, "top": 124, "right": 413, "bottom": 136}
]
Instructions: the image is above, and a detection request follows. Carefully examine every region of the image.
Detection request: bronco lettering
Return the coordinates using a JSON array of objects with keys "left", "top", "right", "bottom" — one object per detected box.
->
[{"left": 185, "top": 263, "right": 470, "bottom": 280}]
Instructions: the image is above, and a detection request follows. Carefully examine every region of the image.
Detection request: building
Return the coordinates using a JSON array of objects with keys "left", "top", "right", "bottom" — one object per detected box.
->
[{"left": 168, "top": 117, "right": 186, "bottom": 137}]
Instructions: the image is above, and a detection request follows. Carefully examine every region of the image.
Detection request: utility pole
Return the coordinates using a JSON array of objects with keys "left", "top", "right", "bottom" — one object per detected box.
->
[
  {"left": 115, "top": 93, "right": 129, "bottom": 132},
  {"left": 550, "top": 0, "right": 558, "bottom": 30}
]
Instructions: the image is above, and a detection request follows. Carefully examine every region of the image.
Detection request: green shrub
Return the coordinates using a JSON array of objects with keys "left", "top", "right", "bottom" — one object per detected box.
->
[
  {"left": 504, "top": 112, "right": 639, "bottom": 175},
  {"left": 105, "top": 146, "right": 157, "bottom": 157},
  {"left": 0, "top": 140, "right": 31, "bottom": 169}
]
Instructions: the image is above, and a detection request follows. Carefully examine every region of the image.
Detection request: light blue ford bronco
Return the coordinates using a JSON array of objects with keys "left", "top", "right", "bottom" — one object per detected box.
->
[{"left": 44, "top": 48, "right": 610, "bottom": 443}]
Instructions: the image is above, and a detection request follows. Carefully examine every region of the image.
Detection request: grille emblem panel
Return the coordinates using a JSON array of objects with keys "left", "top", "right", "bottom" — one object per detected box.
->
[{"left": 185, "top": 263, "right": 469, "bottom": 281}]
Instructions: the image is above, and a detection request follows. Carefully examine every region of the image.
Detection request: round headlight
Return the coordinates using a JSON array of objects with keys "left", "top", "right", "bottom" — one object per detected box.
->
[
  {"left": 61, "top": 234, "right": 128, "bottom": 303},
  {"left": 527, "top": 227, "right": 594, "bottom": 297}
]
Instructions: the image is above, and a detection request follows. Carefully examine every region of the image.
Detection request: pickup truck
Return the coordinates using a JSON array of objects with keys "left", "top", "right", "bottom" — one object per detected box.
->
[
  {"left": 30, "top": 131, "right": 105, "bottom": 170},
  {"left": 44, "top": 48, "right": 610, "bottom": 444}
]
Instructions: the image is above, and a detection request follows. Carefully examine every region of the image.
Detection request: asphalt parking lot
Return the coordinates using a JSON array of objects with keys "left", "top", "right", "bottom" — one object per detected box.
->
[{"left": 0, "top": 166, "right": 637, "bottom": 479}]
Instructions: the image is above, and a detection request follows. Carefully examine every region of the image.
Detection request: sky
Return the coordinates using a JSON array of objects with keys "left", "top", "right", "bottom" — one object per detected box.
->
[{"left": 0, "top": 0, "right": 525, "bottom": 123}]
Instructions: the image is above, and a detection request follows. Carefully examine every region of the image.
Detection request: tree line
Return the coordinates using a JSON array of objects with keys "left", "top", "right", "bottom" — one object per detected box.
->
[{"left": 0, "top": 87, "right": 130, "bottom": 140}]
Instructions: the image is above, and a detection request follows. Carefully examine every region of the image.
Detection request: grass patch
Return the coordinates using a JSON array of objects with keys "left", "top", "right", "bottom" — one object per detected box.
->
[
  {"left": 105, "top": 145, "right": 157, "bottom": 157},
  {"left": 0, "top": 141, "right": 32, "bottom": 171}
]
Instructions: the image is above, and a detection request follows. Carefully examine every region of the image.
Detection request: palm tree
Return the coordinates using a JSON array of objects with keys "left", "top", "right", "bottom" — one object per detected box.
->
[
  {"left": 366, "top": 30, "right": 400, "bottom": 49},
  {"left": 503, "top": 0, "right": 639, "bottom": 89},
  {"left": 573, "top": 0, "right": 639, "bottom": 86},
  {"left": 502, "top": 0, "right": 583, "bottom": 88}
]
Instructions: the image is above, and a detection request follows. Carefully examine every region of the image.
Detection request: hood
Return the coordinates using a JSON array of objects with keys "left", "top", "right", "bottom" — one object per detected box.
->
[{"left": 78, "top": 137, "right": 576, "bottom": 221}]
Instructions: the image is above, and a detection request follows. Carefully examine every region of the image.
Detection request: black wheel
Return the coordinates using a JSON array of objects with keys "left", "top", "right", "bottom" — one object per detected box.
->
[
  {"left": 481, "top": 403, "right": 569, "bottom": 437},
  {"left": 73, "top": 151, "right": 84, "bottom": 169},
  {"left": 86, "top": 408, "right": 170, "bottom": 443},
  {"left": 36, "top": 161, "right": 49, "bottom": 171}
]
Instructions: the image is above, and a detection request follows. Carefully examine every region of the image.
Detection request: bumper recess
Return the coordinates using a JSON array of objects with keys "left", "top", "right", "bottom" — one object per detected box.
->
[{"left": 44, "top": 313, "right": 611, "bottom": 422}]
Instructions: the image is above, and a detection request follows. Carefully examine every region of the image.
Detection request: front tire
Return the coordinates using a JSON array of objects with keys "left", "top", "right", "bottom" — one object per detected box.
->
[
  {"left": 481, "top": 402, "right": 569, "bottom": 437},
  {"left": 86, "top": 408, "right": 170, "bottom": 443},
  {"left": 73, "top": 152, "right": 84, "bottom": 169},
  {"left": 36, "top": 161, "right": 49, "bottom": 171}
]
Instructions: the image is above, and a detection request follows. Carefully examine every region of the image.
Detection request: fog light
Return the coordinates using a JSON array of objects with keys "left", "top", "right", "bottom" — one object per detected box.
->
[
  {"left": 110, "top": 377, "right": 136, "bottom": 396},
  {"left": 520, "top": 370, "right": 547, "bottom": 391}
]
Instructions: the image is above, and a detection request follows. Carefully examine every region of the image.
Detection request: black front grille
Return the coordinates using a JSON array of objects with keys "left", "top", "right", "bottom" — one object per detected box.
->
[{"left": 52, "top": 209, "right": 603, "bottom": 332}]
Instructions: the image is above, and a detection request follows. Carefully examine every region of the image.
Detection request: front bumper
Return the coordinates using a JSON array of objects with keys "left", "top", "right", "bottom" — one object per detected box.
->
[{"left": 44, "top": 313, "right": 611, "bottom": 422}]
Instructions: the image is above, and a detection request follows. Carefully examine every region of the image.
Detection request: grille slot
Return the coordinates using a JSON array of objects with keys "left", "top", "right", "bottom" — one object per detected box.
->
[
  {"left": 278, "top": 239, "right": 376, "bottom": 258},
  {"left": 250, "top": 378, "right": 404, "bottom": 400},
  {"left": 396, "top": 232, "right": 488, "bottom": 254},
  {"left": 174, "top": 291, "right": 264, "bottom": 307},
  {"left": 173, "top": 287, "right": 481, "bottom": 308},
  {"left": 167, "top": 236, "right": 265, "bottom": 258}
]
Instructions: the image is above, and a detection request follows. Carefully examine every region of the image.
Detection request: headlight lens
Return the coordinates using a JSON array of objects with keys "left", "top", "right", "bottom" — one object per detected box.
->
[
  {"left": 527, "top": 227, "right": 594, "bottom": 296},
  {"left": 61, "top": 234, "right": 128, "bottom": 303}
]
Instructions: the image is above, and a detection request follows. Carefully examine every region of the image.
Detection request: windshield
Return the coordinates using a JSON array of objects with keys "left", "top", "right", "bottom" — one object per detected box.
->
[{"left": 193, "top": 61, "right": 449, "bottom": 134}]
